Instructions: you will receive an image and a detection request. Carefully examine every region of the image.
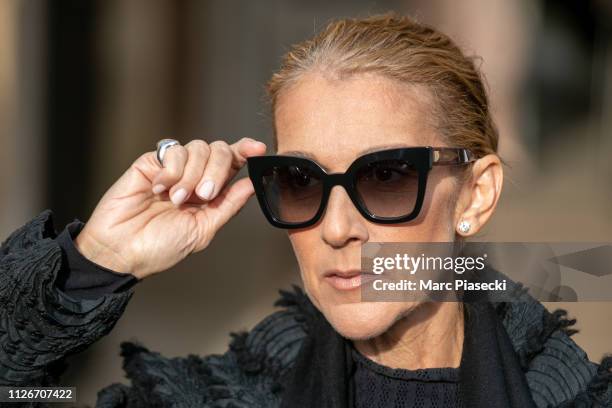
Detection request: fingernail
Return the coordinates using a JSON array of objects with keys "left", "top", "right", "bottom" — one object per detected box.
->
[
  {"left": 171, "top": 188, "right": 188, "bottom": 205},
  {"left": 152, "top": 184, "right": 166, "bottom": 194},
  {"left": 198, "top": 180, "right": 215, "bottom": 200}
]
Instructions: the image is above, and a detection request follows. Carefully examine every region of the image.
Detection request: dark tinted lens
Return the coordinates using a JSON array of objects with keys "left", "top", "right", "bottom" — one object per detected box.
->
[
  {"left": 355, "top": 159, "right": 420, "bottom": 218},
  {"left": 262, "top": 164, "right": 323, "bottom": 224}
]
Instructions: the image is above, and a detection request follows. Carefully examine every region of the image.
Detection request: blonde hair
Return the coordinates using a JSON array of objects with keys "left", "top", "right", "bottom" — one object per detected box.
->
[{"left": 266, "top": 13, "right": 498, "bottom": 158}]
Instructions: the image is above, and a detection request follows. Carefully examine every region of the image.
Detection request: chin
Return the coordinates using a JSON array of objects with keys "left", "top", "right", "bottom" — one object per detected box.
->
[{"left": 319, "top": 301, "right": 408, "bottom": 340}]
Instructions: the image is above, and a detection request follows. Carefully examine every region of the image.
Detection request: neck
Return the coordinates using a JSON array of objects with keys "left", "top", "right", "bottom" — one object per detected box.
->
[{"left": 353, "top": 302, "right": 464, "bottom": 370}]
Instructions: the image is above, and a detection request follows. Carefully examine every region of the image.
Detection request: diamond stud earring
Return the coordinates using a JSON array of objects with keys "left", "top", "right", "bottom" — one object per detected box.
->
[{"left": 458, "top": 220, "right": 471, "bottom": 234}]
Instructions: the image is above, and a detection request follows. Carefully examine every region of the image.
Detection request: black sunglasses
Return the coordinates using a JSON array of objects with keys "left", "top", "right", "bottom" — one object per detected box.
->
[{"left": 247, "top": 147, "right": 475, "bottom": 229}]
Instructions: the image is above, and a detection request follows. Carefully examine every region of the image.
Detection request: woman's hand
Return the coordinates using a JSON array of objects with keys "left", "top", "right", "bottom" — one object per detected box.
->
[{"left": 74, "top": 138, "right": 266, "bottom": 279}]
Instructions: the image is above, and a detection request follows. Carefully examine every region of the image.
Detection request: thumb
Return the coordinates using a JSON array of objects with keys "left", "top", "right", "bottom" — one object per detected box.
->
[{"left": 200, "top": 176, "right": 255, "bottom": 241}]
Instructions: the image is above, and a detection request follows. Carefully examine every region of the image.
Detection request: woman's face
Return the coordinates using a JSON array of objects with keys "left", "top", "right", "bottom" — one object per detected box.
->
[{"left": 275, "top": 72, "right": 465, "bottom": 340}]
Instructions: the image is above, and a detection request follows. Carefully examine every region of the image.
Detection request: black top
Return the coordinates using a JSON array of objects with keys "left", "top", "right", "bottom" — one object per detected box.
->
[
  {"left": 351, "top": 347, "right": 461, "bottom": 408},
  {"left": 54, "top": 220, "right": 138, "bottom": 299}
]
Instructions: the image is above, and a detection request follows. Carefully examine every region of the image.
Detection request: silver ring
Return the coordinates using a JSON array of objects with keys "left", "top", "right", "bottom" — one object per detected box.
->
[{"left": 156, "top": 139, "right": 181, "bottom": 167}]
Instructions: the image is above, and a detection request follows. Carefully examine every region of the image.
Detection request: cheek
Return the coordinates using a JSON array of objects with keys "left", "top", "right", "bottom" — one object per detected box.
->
[
  {"left": 287, "top": 230, "right": 324, "bottom": 303},
  {"left": 287, "top": 230, "right": 319, "bottom": 263}
]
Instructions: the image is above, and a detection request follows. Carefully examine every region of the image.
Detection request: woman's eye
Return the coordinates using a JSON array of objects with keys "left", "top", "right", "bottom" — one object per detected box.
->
[
  {"left": 293, "top": 173, "right": 311, "bottom": 186},
  {"left": 289, "top": 167, "right": 316, "bottom": 187},
  {"left": 374, "top": 167, "right": 394, "bottom": 181},
  {"left": 373, "top": 166, "right": 408, "bottom": 183}
]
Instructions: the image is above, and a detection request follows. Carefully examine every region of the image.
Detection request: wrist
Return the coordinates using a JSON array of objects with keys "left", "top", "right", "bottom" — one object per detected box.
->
[{"left": 74, "top": 228, "right": 135, "bottom": 277}]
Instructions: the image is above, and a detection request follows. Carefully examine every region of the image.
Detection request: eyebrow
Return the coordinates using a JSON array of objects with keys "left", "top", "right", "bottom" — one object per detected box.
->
[
  {"left": 360, "top": 143, "right": 415, "bottom": 155},
  {"left": 279, "top": 150, "right": 332, "bottom": 171},
  {"left": 280, "top": 143, "right": 416, "bottom": 171}
]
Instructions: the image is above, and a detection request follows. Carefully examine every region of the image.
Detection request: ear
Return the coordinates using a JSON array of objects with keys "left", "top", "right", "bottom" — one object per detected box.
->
[{"left": 454, "top": 154, "right": 503, "bottom": 236}]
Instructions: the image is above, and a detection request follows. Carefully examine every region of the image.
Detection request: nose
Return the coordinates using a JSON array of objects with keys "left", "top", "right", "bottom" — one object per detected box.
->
[{"left": 320, "top": 185, "right": 369, "bottom": 248}]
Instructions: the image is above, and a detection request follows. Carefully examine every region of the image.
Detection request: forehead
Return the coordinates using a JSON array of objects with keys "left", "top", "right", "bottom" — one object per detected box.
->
[{"left": 274, "top": 72, "right": 440, "bottom": 171}]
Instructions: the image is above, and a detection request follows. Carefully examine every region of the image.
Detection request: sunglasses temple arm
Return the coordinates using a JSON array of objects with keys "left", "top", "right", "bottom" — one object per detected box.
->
[{"left": 431, "top": 148, "right": 476, "bottom": 165}]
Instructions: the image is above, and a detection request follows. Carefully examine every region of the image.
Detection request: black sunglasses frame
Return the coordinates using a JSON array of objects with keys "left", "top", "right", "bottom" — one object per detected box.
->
[{"left": 247, "top": 147, "right": 475, "bottom": 229}]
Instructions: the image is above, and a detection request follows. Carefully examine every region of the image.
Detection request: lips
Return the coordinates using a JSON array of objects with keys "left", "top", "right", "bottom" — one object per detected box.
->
[{"left": 323, "top": 269, "right": 376, "bottom": 291}]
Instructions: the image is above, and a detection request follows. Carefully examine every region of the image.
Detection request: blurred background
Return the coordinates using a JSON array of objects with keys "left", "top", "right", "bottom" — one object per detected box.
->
[{"left": 1, "top": 0, "right": 611, "bottom": 405}]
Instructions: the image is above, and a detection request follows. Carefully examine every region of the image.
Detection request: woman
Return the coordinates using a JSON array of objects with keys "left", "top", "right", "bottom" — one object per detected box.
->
[{"left": 1, "top": 13, "right": 610, "bottom": 408}]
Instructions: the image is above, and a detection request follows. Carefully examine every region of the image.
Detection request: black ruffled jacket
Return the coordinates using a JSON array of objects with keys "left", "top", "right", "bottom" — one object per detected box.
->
[{"left": 1, "top": 210, "right": 611, "bottom": 407}]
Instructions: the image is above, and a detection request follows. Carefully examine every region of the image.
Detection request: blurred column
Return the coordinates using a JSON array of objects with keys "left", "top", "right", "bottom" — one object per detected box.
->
[
  {"left": 45, "top": 0, "right": 98, "bottom": 226},
  {"left": 0, "top": 1, "right": 18, "bottom": 234},
  {"left": 0, "top": 1, "right": 46, "bottom": 236},
  {"left": 91, "top": 0, "right": 179, "bottom": 196},
  {"left": 595, "top": 5, "right": 612, "bottom": 197}
]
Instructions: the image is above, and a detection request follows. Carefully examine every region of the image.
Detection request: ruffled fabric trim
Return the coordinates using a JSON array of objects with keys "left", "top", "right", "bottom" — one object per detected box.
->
[
  {"left": 97, "top": 285, "right": 310, "bottom": 407},
  {"left": 0, "top": 210, "right": 134, "bottom": 386},
  {"left": 558, "top": 355, "right": 612, "bottom": 408},
  {"left": 495, "top": 286, "right": 611, "bottom": 407}
]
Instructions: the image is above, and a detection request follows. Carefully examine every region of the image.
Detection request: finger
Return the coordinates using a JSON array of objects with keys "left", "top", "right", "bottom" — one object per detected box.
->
[
  {"left": 227, "top": 137, "right": 267, "bottom": 180},
  {"left": 194, "top": 141, "right": 234, "bottom": 200},
  {"left": 195, "top": 176, "right": 255, "bottom": 250},
  {"left": 151, "top": 145, "right": 188, "bottom": 194},
  {"left": 195, "top": 138, "right": 266, "bottom": 201},
  {"left": 167, "top": 140, "right": 211, "bottom": 205}
]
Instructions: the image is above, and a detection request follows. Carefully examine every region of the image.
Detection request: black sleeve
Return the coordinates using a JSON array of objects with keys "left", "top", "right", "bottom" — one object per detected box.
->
[
  {"left": 54, "top": 220, "right": 138, "bottom": 300},
  {"left": 0, "top": 210, "right": 134, "bottom": 386}
]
